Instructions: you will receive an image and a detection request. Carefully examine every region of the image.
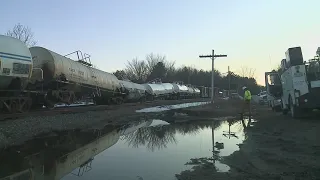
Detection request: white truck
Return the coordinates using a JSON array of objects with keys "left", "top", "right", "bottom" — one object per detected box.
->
[{"left": 266, "top": 47, "right": 320, "bottom": 118}]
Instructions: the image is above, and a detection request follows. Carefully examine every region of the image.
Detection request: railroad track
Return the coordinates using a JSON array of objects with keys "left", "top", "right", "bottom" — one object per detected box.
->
[
  {"left": 0, "top": 98, "right": 208, "bottom": 122},
  {"left": 0, "top": 100, "right": 156, "bottom": 121},
  {"left": 0, "top": 99, "right": 191, "bottom": 121}
]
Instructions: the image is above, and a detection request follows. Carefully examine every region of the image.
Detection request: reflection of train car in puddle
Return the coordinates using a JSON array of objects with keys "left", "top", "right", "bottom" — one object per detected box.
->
[
  {"left": 0, "top": 126, "right": 120, "bottom": 180},
  {"left": 0, "top": 119, "right": 157, "bottom": 180},
  {"left": 29, "top": 129, "right": 120, "bottom": 180}
]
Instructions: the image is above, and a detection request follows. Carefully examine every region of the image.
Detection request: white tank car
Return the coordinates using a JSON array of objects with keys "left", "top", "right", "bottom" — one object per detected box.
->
[
  {"left": 119, "top": 80, "right": 146, "bottom": 101},
  {"left": 161, "top": 83, "right": 175, "bottom": 94},
  {"left": 194, "top": 87, "right": 201, "bottom": 95},
  {"left": 187, "top": 86, "right": 195, "bottom": 95},
  {"left": 143, "top": 83, "right": 167, "bottom": 96},
  {"left": 172, "top": 83, "right": 189, "bottom": 94},
  {"left": 29, "top": 47, "right": 121, "bottom": 92},
  {"left": 0, "top": 35, "right": 32, "bottom": 90}
]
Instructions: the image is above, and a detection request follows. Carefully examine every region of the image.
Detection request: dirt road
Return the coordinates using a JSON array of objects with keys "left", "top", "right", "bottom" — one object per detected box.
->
[{"left": 176, "top": 100, "right": 320, "bottom": 180}]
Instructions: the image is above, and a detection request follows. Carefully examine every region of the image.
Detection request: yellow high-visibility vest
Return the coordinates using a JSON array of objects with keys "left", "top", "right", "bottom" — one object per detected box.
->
[{"left": 244, "top": 90, "right": 252, "bottom": 100}]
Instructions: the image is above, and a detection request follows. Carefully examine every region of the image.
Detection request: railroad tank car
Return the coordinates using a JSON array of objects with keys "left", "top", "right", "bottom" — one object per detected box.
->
[
  {"left": 161, "top": 83, "right": 174, "bottom": 94},
  {"left": 119, "top": 80, "right": 147, "bottom": 102},
  {"left": 29, "top": 46, "right": 124, "bottom": 106},
  {"left": 194, "top": 87, "right": 201, "bottom": 97},
  {"left": 143, "top": 83, "right": 167, "bottom": 100},
  {"left": 0, "top": 35, "right": 33, "bottom": 113},
  {"left": 171, "top": 83, "right": 189, "bottom": 98},
  {"left": 187, "top": 86, "right": 195, "bottom": 97},
  {"left": 0, "top": 35, "right": 33, "bottom": 91},
  {"left": 161, "top": 83, "right": 176, "bottom": 99}
]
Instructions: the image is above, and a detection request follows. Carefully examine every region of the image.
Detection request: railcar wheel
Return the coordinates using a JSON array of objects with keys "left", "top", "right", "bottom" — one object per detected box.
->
[
  {"left": 44, "top": 98, "right": 55, "bottom": 109},
  {"left": 10, "top": 100, "right": 18, "bottom": 114},
  {"left": 114, "top": 97, "right": 123, "bottom": 105},
  {"left": 19, "top": 98, "right": 32, "bottom": 113}
]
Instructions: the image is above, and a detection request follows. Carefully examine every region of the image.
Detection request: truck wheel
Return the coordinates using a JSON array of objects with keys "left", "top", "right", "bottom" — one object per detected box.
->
[
  {"left": 282, "top": 109, "right": 288, "bottom": 115},
  {"left": 289, "top": 98, "right": 300, "bottom": 118},
  {"left": 281, "top": 102, "right": 288, "bottom": 115},
  {"left": 275, "top": 106, "right": 282, "bottom": 112}
]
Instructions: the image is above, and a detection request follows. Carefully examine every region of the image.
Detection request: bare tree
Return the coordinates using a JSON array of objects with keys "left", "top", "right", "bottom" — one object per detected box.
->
[
  {"left": 145, "top": 53, "right": 176, "bottom": 74},
  {"left": 6, "top": 23, "right": 37, "bottom": 47},
  {"left": 125, "top": 58, "right": 148, "bottom": 82},
  {"left": 146, "top": 53, "right": 166, "bottom": 73},
  {"left": 239, "top": 66, "right": 256, "bottom": 79}
]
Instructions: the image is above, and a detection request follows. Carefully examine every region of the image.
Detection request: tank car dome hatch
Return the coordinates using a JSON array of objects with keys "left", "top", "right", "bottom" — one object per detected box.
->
[{"left": 0, "top": 35, "right": 33, "bottom": 90}]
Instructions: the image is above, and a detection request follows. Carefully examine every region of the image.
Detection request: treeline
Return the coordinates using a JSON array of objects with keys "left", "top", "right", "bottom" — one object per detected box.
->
[{"left": 114, "top": 53, "right": 263, "bottom": 94}]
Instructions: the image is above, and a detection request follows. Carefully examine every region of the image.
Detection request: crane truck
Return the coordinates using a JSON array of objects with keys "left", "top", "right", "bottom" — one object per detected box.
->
[{"left": 265, "top": 47, "right": 320, "bottom": 118}]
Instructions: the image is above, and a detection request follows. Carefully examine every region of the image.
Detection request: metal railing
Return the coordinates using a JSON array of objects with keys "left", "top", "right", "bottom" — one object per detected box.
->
[{"left": 64, "top": 50, "right": 92, "bottom": 67}]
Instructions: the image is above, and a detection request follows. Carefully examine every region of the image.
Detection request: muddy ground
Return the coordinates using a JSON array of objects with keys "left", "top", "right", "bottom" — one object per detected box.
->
[
  {"left": 176, "top": 100, "right": 320, "bottom": 180},
  {"left": 1, "top": 97, "right": 320, "bottom": 180}
]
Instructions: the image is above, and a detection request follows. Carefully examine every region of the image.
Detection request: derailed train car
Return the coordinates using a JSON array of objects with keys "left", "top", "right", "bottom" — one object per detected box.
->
[
  {"left": 143, "top": 81, "right": 201, "bottom": 100},
  {"left": 193, "top": 87, "right": 201, "bottom": 97},
  {"left": 143, "top": 83, "right": 167, "bottom": 100},
  {"left": 171, "top": 82, "right": 189, "bottom": 99},
  {"left": 29, "top": 47, "right": 125, "bottom": 107},
  {"left": 0, "top": 35, "right": 33, "bottom": 113},
  {"left": 119, "top": 80, "right": 147, "bottom": 102}
]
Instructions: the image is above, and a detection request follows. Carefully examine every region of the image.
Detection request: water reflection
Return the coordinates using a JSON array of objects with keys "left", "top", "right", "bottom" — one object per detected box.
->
[
  {"left": 0, "top": 117, "right": 254, "bottom": 180},
  {"left": 122, "top": 120, "right": 223, "bottom": 152},
  {"left": 176, "top": 118, "right": 255, "bottom": 179},
  {"left": 0, "top": 125, "right": 121, "bottom": 180},
  {"left": 123, "top": 121, "right": 177, "bottom": 151}
]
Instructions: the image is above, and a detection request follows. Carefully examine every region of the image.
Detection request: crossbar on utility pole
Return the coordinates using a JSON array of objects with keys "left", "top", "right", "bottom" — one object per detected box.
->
[
  {"left": 228, "top": 66, "right": 231, "bottom": 97},
  {"left": 199, "top": 50, "right": 227, "bottom": 104}
]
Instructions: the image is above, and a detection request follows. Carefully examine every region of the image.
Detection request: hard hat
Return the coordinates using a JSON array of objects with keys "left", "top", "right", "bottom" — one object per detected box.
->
[{"left": 242, "top": 86, "right": 247, "bottom": 90}]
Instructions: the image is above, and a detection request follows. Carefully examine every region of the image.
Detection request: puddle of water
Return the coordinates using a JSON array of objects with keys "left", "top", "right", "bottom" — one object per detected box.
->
[
  {"left": 62, "top": 119, "right": 246, "bottom": 180},
  {"left": 0, "top": 118, "right": 252, "bottom": 180},
  {"left": 135, "top": 101, "right": 210, "bottom": 113}
]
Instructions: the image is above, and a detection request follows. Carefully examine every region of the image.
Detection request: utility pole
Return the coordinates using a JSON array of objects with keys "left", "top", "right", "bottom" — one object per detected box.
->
[
  {"left": 199, "top": 50, "right": 227, "bottom": 103},
  {"left": 228, "top": 66, "right": 231, "bottom": 97}
]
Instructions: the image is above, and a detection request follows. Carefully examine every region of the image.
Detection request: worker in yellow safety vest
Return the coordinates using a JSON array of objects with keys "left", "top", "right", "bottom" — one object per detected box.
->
[{"left": 242, "top": 86, "right": 252, "bottom": 115}]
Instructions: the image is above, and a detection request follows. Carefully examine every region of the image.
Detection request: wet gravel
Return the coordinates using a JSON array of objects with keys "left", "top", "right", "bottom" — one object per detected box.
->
[{"left": 0, "top": 112, "right": 102, "bottom": 148}]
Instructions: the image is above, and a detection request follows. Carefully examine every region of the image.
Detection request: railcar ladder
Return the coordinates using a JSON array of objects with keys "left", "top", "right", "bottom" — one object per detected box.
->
[
  {"left": 65, "top": 50, "right": 101, "bottom": 98},
  {"left": 64, "top": 50, "right": 93, "bottom": 67}
]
